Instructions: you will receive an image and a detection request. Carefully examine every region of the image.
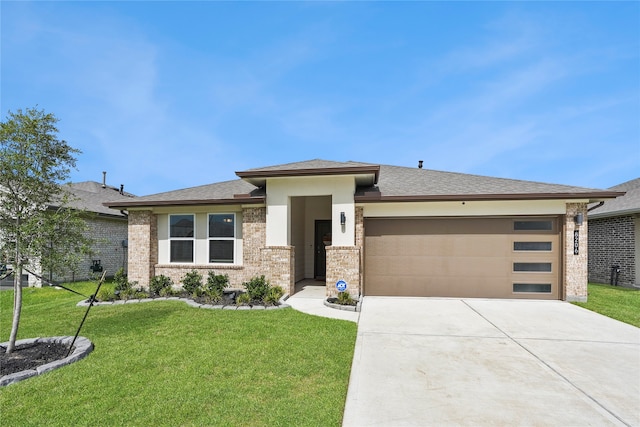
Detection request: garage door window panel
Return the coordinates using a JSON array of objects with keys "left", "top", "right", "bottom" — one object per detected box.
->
[
  {"left": 514, "top": 242, "right": 553, "bottom": 251},
  {"left": 513, "top": 219, "right": 555, "bottom": 232},
  {"left": 513, "top": 283, "right": 552, "bottom": 293},
  {"left": 513, "top": 262, "right": 552, "bottom": 272}
]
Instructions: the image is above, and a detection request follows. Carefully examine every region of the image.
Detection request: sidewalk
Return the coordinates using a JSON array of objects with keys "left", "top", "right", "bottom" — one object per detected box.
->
[{"left": 286, "top": 280, "right": 359, "bottom": 323}]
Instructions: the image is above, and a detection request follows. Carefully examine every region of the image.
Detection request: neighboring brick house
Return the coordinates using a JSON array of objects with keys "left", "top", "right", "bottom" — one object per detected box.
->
[
  {"left": 106, "top": 160, "right": 621, "bottom": 302},
  {"left": 1, "top": 179, "right": 135, "bottom": 287},
  {"left": 588, "top": 178, "right": 639, "bottom": 288}
]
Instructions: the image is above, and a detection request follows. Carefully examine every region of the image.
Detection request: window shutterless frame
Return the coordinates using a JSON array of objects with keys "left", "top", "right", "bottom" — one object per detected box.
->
[
  {"left": 208, "top": 213, "right": 235, "bottom": 264},
  {"left": 169, "top": 214, "right": 195, "bottom": 263}
]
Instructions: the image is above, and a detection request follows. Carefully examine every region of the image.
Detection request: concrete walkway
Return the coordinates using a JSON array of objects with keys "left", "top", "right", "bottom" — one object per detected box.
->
[
  {"left": 343, "top": 297, "right": 640, "bottom": 427},
  {"left": 286, "top": 280, "right": 359, "bottom": 322}
]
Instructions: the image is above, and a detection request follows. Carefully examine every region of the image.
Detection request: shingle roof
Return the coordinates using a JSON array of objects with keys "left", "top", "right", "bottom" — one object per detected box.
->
[
  {"left": 105, "top": 159, "right": 621, "bottom": 208},
  {"left": 243, "top": 159, "right": 378, "bottom": 172},
  {"left": 588, "top": 178, "right": 640, "bottom": 218},
  {"left": 356, "top": 165, "right": 617, "bottom": 201},
  {"left": 61, "top": 182, "right": 136, "bottom": 218},
  {"left": 106, "top": 179, "right": 264, "bottom": 207}
]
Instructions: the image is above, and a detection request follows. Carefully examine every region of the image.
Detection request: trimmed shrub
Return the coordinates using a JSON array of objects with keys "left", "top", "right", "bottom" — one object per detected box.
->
[
  {"left": 150, "top": 275, "right": 173, "bottom": 296},
  {"left": 206, "top": 271, "right": 229, "bottom": 294},
  {"left": 236, "top": 293, "right": 251, "bottom": 306},
  {"left": 182, "top": 270, "right": 203, "bottom": 295},
  {"left": 113, "top": 268, "right": 131, "bottom": 293},
  {"left": 244, "top": 275, "right": 270, "bottom": 302},
  {"left": 264, "top": 286, "right": 284, "bottom": 305},
  {"left": 96, "top": 287, "right": 116, "bottom": 302},
  {"left": 337, "top": 291, "right": 356, "bottom": 306}
]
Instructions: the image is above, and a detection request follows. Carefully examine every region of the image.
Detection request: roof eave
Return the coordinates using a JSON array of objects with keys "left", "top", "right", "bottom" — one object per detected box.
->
[
  {"left": 104, "top": 197, "right": 266, "bottom": 209},
  {"left": 236, "top": 165, "right": 380, "bottom": 187},
  {"left": 588, "top": 207, "right": 640, "bottom": 219},
  {"left": 355, "top": 191, "right": 625, "bottom": 203}
]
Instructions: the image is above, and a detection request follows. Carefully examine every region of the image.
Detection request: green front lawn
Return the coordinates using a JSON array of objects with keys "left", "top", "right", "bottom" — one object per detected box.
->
[
  {"left": 573, "top": 283, "right": 640, "bottom": 327},
  {"left": 0, "top": 282, "right": 357, "bottom": 426}
]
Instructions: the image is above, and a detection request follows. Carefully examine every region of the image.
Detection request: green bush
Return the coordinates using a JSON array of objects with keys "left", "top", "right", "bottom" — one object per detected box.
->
[
  {"left": 96, "top": 287, "right": 116, "bottom": 302},
  {"left": 113, "top": 268, "right": 131, "bottom": 292},
  {"left": 182, "top": 270, "right": 203, "bottom": 295},
  {"left": 244, "top": 275, "right": 270, "bottom": 302},
  {"left": 159, "top": 286, "right": 176, "bottom": 297},
  {"left": 206, "top": 271, "right": 229, "bottom": 294},
  {"left": 264, "top": 286, "right": 284, "bottom": 305},
  {"left": 203, "top": 287, "right": 223, "bottom": 304},
  {"left": 236, "top": 293, "right": 251, "bottom": 306},
  {"left": 150, "top": 275, "right": 173, "bottom": 296},
  {"left": 337, "top": 291, "right": 356, "bottom": 306}
]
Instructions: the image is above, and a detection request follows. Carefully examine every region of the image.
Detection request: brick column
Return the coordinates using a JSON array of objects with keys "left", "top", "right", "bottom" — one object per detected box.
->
[
  {"left": 128, "top": 210, "right": 157, "bottom": 288},
  {"left": 564, "top": 203, "right": 588, "bottom": 302},
  {"left": 326, "top": 246, "right": 360, "bottom": 298},
  {"left": 242, "top": 207, "right": 266, "bottom": 279},
  {"left": 261, "top": 246, "right": 295, "bottom": 296}
]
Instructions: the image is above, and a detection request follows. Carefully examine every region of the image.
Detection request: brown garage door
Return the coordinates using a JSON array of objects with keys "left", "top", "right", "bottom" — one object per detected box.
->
[{"left": 364, "top": 217, "right": 560, "bottom": 299}]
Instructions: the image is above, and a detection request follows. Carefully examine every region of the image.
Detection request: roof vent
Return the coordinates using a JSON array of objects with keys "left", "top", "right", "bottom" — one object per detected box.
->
[
  {"left": 418, "top": 160, "right": 423, "bottom": 169},
  {"left": 120, "top": 184, "right": 124, "bottom": 195},
  {"left": 102, "top": 171, "right": 107, "bottom": 188}
]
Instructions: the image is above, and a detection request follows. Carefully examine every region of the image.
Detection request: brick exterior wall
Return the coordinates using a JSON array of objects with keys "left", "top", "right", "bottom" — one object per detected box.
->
[
  {"left": 564, "top": 203, "right": 588, "bottom": 302},
  {"left": 154, "top": 264, "right": 246, "bottom": 290},
  {"left": 53, "top": 216, "right": 128, "bottom": 283},
  {"left": 588, "top": 215, "right": 636, "bottom": 287},
  {"left": 128, "top": 210, "right": 157, "bottom": 288},
  {"left": 242, "top": 207, "right": 267, "bottom": 280},
  {"left": 127, "top": 207, "right": 280, "bottom": 293},
  {"left": 261, "top": 246, "right": 295, "bottom": 295},
  {"left": 326, "top": 246, "right": 361, "bottom": 298}
]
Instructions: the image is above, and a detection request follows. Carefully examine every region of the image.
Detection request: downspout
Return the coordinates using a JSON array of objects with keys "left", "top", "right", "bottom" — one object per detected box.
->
[{"left": 588, "top": 201, "right": 604, "bottom": 212}]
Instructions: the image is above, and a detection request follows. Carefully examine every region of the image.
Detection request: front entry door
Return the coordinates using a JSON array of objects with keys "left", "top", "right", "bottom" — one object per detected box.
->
[{"left": 314, "top": 220, "right": 332, "bottom": 279}]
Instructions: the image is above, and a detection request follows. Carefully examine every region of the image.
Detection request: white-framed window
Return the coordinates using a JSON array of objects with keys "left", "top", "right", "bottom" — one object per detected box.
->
[
  {"left": 169, "top": 214, "right": 194, "bottom": 263},
  {"left": 208, "top": 213, "right": 235, "bottom": 263}
]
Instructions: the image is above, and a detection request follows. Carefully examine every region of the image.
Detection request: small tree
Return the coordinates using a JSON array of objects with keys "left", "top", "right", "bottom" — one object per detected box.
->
[{"left": 0, "top": 107, "right": 90, "bottom": 353}]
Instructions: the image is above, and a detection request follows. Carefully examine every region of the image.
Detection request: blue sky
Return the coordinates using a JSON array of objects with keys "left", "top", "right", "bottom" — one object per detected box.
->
[{"left": 2, "top": 1, "right": 638, "bottom": 196}]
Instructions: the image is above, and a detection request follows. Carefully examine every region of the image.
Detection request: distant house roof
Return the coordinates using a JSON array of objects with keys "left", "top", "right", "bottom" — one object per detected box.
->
[
  {"left": 105, "top": 159, "right": 623, "bottom": 208},
  {"left": 588, "top": 178, "right": 640, "bottom": 219},
  {"left": 61, "top": 181, "right": 136, "bottom": 218}
]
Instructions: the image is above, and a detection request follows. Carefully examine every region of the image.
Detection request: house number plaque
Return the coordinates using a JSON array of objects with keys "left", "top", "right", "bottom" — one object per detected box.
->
[{"left": 573, "top": 230, "right": 579, "bottom": 255}]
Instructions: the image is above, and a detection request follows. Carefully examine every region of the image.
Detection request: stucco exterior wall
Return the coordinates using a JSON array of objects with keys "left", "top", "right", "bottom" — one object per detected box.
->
[
  {"left": 362, "top": 199, "right": 569, "bottom": 217},
  {"left": 265, "top": 176, "right": 355, "bottom": 247},
  {"left": 588, "top": 215, "right": 637, "bottom": 287}
]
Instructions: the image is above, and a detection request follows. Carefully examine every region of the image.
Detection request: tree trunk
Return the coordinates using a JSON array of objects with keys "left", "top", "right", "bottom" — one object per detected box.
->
[
  {"left": 6, "top": 265, "right": 22, "bottom": 354},
  {"left": 7, "top": 218, "right": 22, "bottom": 354}
]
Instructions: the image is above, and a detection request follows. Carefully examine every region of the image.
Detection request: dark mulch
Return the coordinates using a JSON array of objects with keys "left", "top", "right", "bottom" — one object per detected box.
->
[{"left": 0, "top": 342, "right": 71, "bottom": 376}]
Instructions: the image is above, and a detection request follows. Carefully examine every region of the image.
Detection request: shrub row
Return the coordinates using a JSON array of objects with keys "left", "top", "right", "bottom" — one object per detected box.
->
[{"left": 96, "top": 269, "right": 283, "bottom": 306}]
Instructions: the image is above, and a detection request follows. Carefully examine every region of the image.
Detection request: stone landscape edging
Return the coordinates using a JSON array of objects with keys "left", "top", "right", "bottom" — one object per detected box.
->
[
  {"left": 323, "top": 298, "right": 361, "bottom": 312},
  {"left": 0, "top": 336, "right": 93, "bottom": 387},
  {"left": 77, "top": 296, "right": 291, "bottom": 310}
]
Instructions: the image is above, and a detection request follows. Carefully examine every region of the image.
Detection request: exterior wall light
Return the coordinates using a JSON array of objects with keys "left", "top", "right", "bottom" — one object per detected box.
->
[
  {"left": 574, "top": 212, "right": 584, "bottom": 226},
  {"left": 340, "top": 212, "right": 346, "bottom": 226}
]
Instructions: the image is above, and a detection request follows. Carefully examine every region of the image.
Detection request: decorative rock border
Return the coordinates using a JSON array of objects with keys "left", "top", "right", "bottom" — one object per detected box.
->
[
  {"left": 77, "top": 296, "right": 291, "bottom": 310},
  {"left": 0, "top": 336, "right": 93, "bottom": 387},
  {"left": 324, "top": 298, "right": 361, "bottom": 312}
]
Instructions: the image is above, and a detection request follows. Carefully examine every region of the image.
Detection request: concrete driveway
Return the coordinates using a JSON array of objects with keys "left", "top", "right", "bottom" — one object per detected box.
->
[{"left": 343, "top": 297, "right": 640, "bottom": 426}]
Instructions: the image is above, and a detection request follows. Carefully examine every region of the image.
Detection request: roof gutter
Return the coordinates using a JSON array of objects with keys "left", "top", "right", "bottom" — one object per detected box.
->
[
  {"left": 355, "top": 191, "right": 625, "bottom": 203},
  {"left": 103, "top": 196, "right": 266, "bottom": 209}
]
